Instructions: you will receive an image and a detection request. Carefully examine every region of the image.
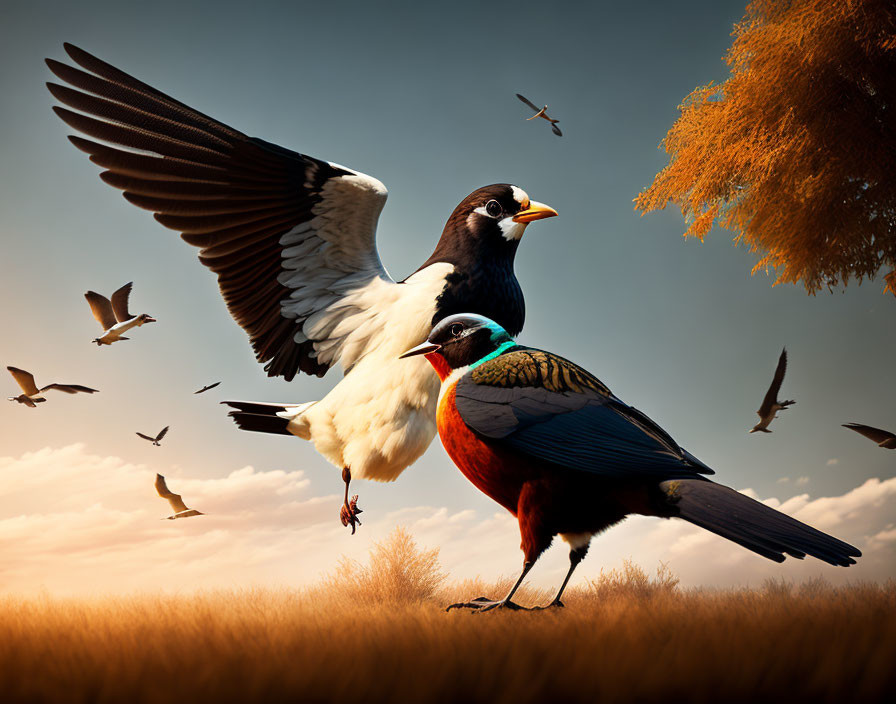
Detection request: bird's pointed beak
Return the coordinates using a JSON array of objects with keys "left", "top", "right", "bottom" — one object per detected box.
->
[
  {"left": 144, "top": 316, "right": 157, "bottom": 323},
  {"left": 399, "top": 341, "right": 441, "bottom": 359},
  {"left": 513, "top": 201, "right": 558, "bottom": 223}
]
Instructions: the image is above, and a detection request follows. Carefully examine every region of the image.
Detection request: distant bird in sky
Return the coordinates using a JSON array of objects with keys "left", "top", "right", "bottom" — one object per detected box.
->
[
  {"left": 6, "top": 366, "right": 98, "bottom": 407},
  {"left": 842, "top": 423, "right": 896, "bottom": 449},
  {"left": 403, "top": 315, "right": 860, "bottom": 612},
  {"left": 47, "top": 44, "right": 558, "bottom": 534},
  {"left": 85, "top": 282, "right": 156, "bottom": 345},
  {"left": 137, "top": 426, "right": 169, "bottom": 446},
  {"left": 516, "top": 94, "right": 562, "bottom": 136},
  {"left": 155, "top": 474, "right": 203, "bottom": 519},
  {"left": 750, "top": 348, "right": 795, "bottom": 434},
  {"left": 194, "top": 382, "right": 221, "bottom": 395}
]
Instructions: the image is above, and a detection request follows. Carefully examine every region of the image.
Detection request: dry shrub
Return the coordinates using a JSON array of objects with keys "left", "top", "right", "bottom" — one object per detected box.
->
[
  {"left": 317, "top": 526, "right": 446, "bottom": 606},
  {"left": 587, "top": 559, "right": 679, "bottom": 601},
  {"left": 761, "top": 575, "right": 794, "bottom": 599}
]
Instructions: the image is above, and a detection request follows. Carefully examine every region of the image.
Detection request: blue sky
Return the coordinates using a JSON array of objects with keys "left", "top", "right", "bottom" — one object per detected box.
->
[{"left": 1, "top": 0, "right": 893, "bottom": 592}]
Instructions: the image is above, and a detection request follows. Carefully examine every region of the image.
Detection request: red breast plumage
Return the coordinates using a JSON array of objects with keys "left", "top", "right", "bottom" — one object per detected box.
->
[{"left": 436, "top": 379, "right": 524, "bottom": 515}]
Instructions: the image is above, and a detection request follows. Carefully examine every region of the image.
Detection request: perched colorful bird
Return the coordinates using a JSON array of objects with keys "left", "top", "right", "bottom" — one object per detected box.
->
[
  {"left": 842, "top": 422, "right": 896, "bottom": 449},
  {"left": 750, "top": 348, "right": 795, "bottom": 433},
  {"left": 194, "top": 382, "right": 222, "bottom": 395},
  {"left": 85, "top": 282, "right": 156, "bottom": 345},
  {"left": 516, "top": 94, "right": 562, "bottom": 136},
  {"left": 6, "top": 366, "right": 98, "bottom": 407},
  {"left": 402, "top": 315, "right": 860, "bottom": 612},
  {"left": 46, "top": 44, "right": 558, "bottom": 533},
  {"left": 155, "top": 474, "right": 203, "bottom": 520},
  {"left": 137, "top": 426, "right": 169, "bottom": 447}
]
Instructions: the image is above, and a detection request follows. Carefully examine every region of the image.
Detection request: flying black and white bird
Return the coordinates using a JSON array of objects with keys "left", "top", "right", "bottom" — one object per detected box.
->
[
  {"left": 750, "top": 348, "right": 795, "bottom": 433},
  {"left": 194, "top": 382, "right": 221, "bottom": 395},
  {"left": 6, "top": 366, "right": 98, "bottom": 407},
  {"left": 516, "top": 94, "right": 562, "bottom": 136},
  {"left": 137, "top": 426, "right": 169, "bottom": 446},
  {"left": 842, "top": 423, "right": 896, "bottom": 449},
  {"left": 46, "top": 44, "right": 559, "bottom": 533},
  {"left": 85, "top": 282, "right": 156, "bottom": 345},
  {"left": 155, "top": 474, "right": 203, "bottom": 519}
]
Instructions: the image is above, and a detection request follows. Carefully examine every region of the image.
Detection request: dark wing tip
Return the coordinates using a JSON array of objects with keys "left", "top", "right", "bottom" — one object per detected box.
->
[{"left": 63, "top": 42, "right": 90, "bottom": 63}]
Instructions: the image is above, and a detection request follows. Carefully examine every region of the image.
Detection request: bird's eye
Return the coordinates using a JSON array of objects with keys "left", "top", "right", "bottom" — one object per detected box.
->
[
  {"left": 485, "top": 200, "right": 502, "bottom": 218},
  {"left": 449, "top": 323, "right": 464, "bottom": 338}
]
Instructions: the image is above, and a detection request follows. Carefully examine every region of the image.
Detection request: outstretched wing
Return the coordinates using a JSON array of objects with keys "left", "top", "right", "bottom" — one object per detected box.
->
[
  {"left": 843, "top": 423, "right": 896, "bottom": 445},
  {"left": 40, "top": 383, "right": 98, "bottom": 394},
  {"left": 516, "top": 93, "right": 540, "bottom": 112},
  {"left": 136, "top": 432, "right": 155, "bottom": 441},
  {"left": 454, "top": 348, "right": 713, "bottom": 479},
  {"left": 758, "top": 348, "right": 787, "bottom": 416},
  {"left": 47, "top": 44, "right": 395, "bottom": 380},
  {"left": 551, "top": 124, "right": 563, "bottom": 137},
  {"left": 7, "top": 367, "right": 40, "bottom": 396},
  {"left": 195, "top": 382, "right": 221, "bottom": 394},
  {"left": 84, "top": 291, "right": 118, "bottom": 330},
  {"left": 154, "top": 474, "right": 189, "bottom": 513},
  {"left": 110, "top": 282, "right": 133, "bottom": 322},
  {"left": 155, "top": 426, "right": 170, "bottom": 442}
]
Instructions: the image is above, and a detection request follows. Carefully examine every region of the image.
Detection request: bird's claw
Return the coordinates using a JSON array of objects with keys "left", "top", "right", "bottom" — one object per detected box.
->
[
  {"left": 445, "top": 597, "right": 530, "bottom": 613},
  {"left": 340, "top": 494, "right": 363, "bottom": 534}
]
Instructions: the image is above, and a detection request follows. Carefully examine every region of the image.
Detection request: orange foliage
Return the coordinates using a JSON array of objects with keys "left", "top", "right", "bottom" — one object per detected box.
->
[{"left": 635, "top": 0, "right": 896, "bottom": 294}]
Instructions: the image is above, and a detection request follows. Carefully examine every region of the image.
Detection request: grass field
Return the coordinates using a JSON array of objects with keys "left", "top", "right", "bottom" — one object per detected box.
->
[{"left": 2, "top": 530, "right": 893, "bottom": 704}]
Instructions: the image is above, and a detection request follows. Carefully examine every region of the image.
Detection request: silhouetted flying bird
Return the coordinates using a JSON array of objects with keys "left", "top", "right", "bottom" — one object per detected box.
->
[{"left": 750, "top": 348, "right": 795, "bottom": 433}]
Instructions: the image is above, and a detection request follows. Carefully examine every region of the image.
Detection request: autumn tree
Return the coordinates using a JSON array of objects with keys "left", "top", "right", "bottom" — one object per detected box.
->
[{"left": 636, "top": 0, "right": 896, "bottom": 294}]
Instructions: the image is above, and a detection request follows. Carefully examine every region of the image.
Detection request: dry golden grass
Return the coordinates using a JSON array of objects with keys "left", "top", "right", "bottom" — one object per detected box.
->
[{"left": 1, "top": 529, "right": 893, "bottom": 704}]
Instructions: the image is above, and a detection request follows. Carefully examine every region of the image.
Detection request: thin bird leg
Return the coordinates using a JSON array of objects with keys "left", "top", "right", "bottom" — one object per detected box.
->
[
  {"left": 446, "top": 560, "right": 535, "bottom": 613},
  {"left": 538, "top": 547, "right": 587, "bottom": 609},
  {"left": 339, "top": 467, "right": 363, "bottom": 534}
]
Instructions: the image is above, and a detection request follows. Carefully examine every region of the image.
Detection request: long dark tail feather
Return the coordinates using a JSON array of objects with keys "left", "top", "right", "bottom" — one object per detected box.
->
[
  {"left": 222, "top": 400, "right": 288, "bottom": 415},
  {"left": 222, "top": 400, "right": 291, "bottom": 436},
  {"left": 660, "top": 479, "right": 861, "bottom": 567}
]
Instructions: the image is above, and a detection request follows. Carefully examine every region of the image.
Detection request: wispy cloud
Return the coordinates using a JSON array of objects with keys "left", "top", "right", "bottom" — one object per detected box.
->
[{"left": 0, "top": 445, "right": 893, "bottom": 595}]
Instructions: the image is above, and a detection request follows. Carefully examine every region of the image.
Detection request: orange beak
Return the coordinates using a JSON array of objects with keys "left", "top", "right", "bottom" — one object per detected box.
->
[{"left": 512, "top": 201, "right": 558, "bottom": 223}]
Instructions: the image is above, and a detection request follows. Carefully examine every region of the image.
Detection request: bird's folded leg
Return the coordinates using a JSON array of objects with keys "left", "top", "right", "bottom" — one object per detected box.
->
[{"left": 339, "top": 467, "right": 363, "bottom": 535}]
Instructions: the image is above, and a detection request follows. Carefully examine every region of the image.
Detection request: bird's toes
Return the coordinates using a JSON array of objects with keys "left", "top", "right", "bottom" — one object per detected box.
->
[
  {"left": 339, "top": 495, "right": 363, "bottom": 535},
  {"left": 445, "top": 597, "right": 491, "bottom": 612},
  {"left": 446, "top": 597, "right": 529, "bottom": 613}
]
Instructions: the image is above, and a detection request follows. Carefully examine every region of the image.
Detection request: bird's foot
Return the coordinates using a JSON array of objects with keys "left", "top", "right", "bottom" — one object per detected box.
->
[
  {"left": 445, "top": 597, "right": 531, "bottom": 613},
  {"left": 340, "top": 494, "right": 363, "bottom": 535}
]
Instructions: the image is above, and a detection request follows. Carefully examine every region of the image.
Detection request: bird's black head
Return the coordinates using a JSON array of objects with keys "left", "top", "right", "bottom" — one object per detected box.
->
[
  {"left": 400, "top": 313, "right": 516, "bottom": 378},
  {"left": 416, "top": 185, "right": 557, "bottom": 338},
  {"left": 443, "top": 184, "right": 557, "bottom": 248}
]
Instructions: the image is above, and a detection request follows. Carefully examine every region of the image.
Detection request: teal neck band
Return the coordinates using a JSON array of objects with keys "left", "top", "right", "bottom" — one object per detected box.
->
[{"left": 470, "top": 340, "right": 516, "bottom": 369}]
